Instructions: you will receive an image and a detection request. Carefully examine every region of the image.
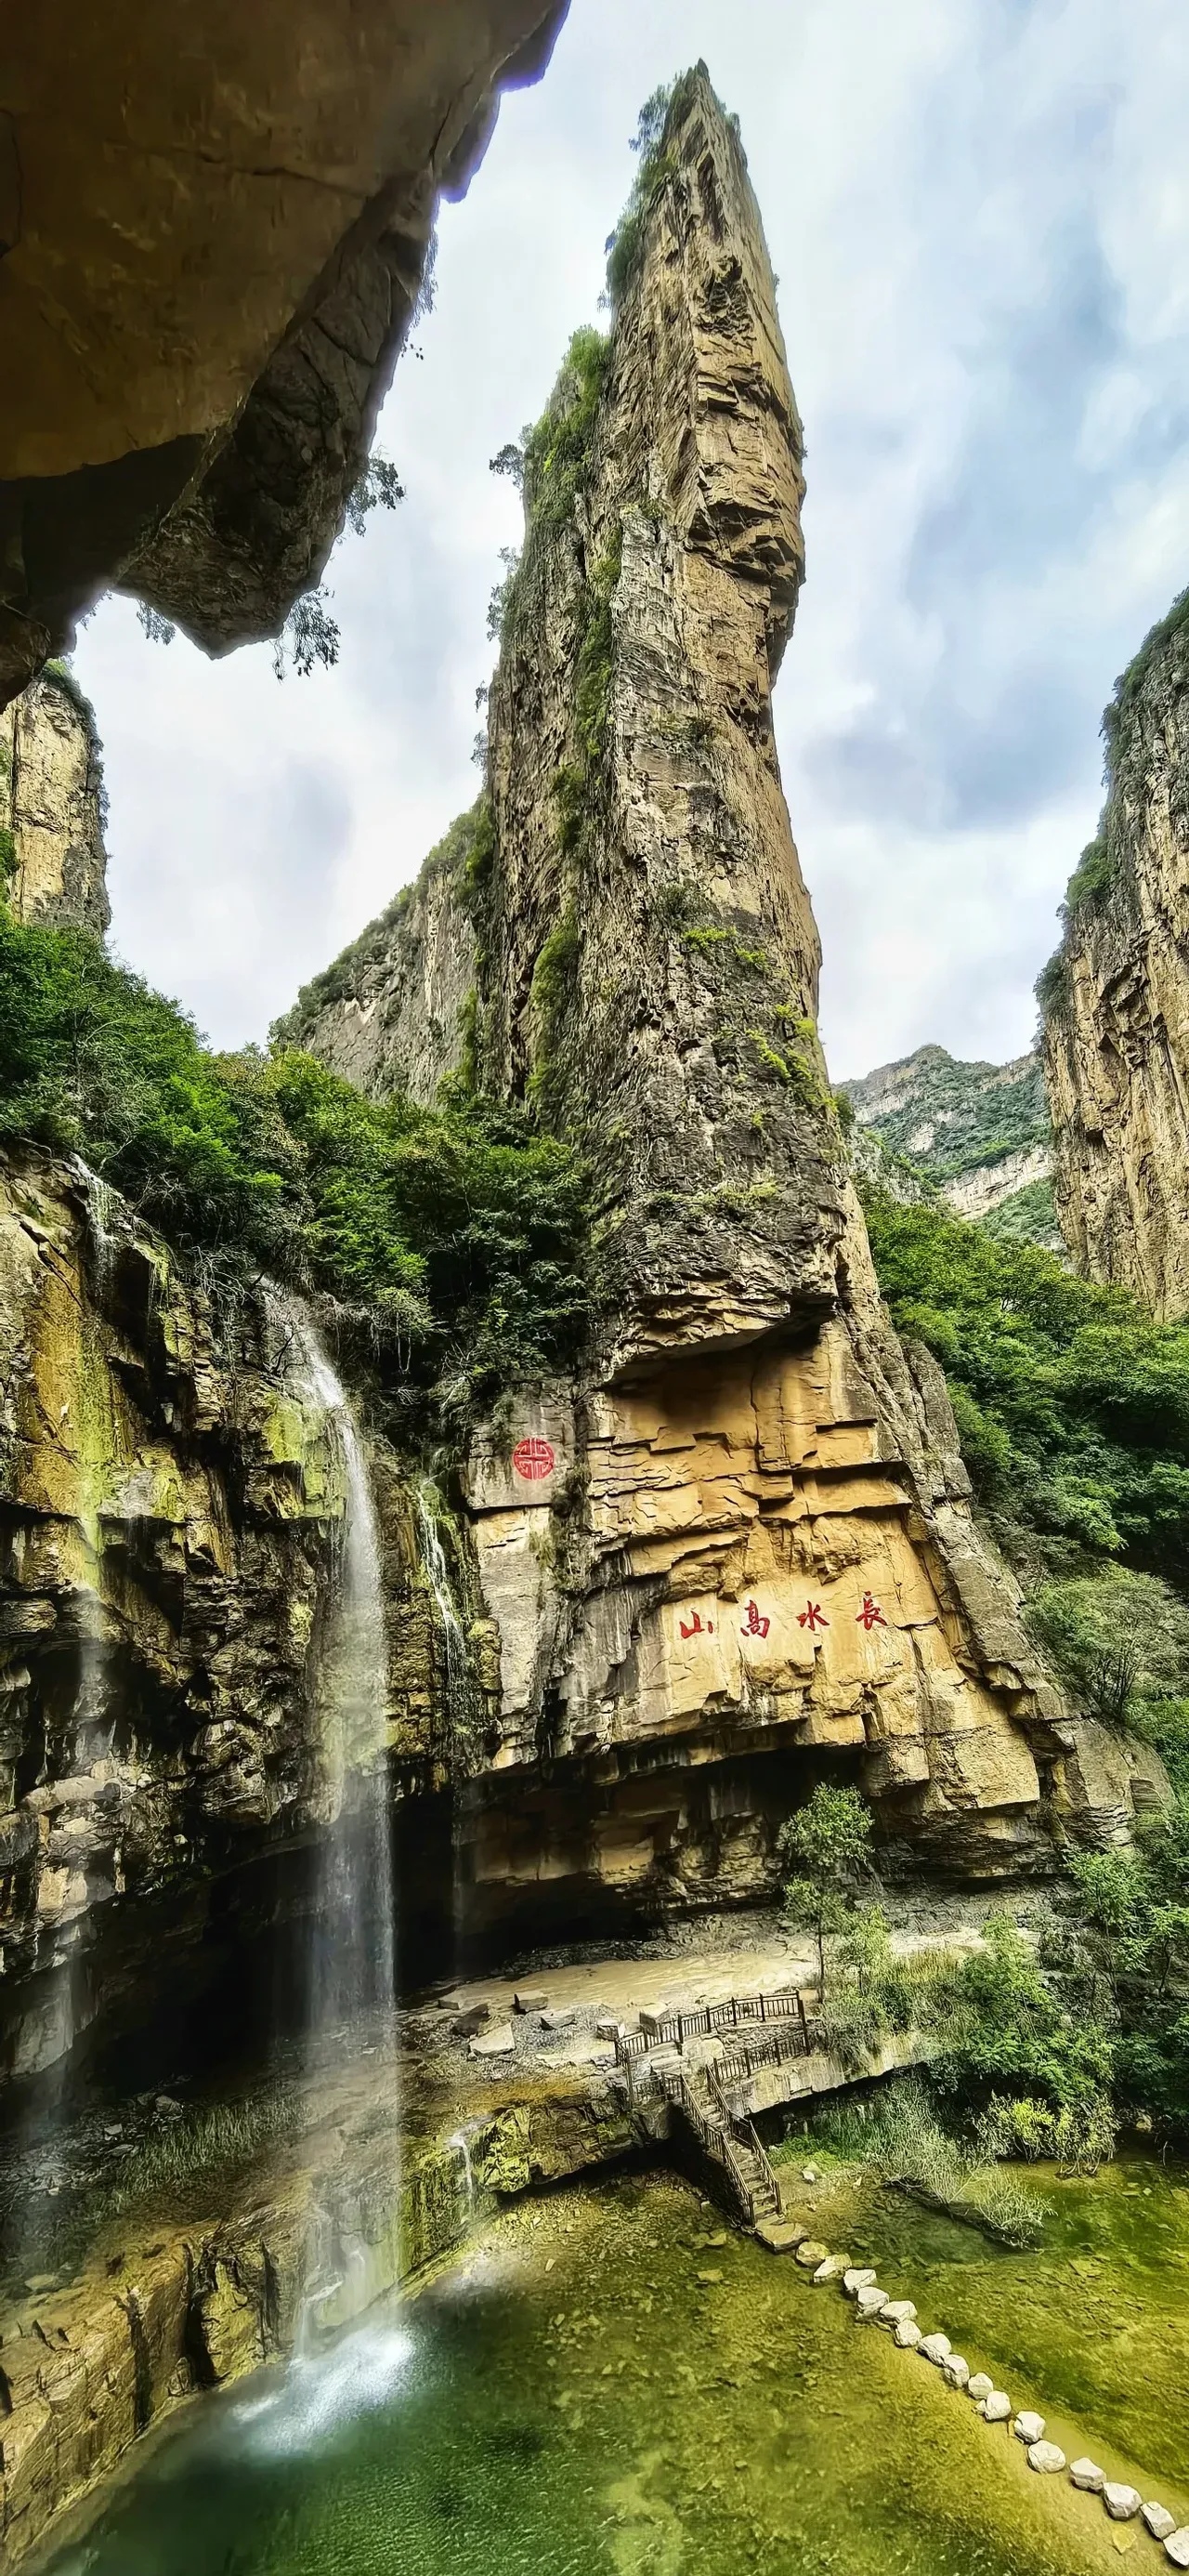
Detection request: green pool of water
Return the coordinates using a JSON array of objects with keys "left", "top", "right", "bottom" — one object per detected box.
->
[
  {"left": 38, "top": 2167, "right": 1189, "bottom": 2576},
  {"left": 818, "top": 2147, "right": 1189, "bottom": 2495}
]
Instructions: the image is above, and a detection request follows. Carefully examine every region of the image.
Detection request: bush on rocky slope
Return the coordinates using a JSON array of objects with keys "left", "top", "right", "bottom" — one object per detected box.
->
[
  {"left": 864, "top": 1186, "right": 1189, "bottom": 1587},
  {"left": 0, "top": 911, "right": 590, "bottom": 1426}
]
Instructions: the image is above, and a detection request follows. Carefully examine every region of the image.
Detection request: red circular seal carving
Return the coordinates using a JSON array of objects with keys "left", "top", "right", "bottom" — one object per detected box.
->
[{"left": 512, "top": 1436, "right": 555, "bottom": 1482}]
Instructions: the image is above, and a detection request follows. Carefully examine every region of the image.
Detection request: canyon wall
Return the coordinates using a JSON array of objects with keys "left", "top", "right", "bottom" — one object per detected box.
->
[
  {"left": 1, "top": 1, "right": 569, "bottom": 704},
  {"left": 0, "top": 671, "right": 110, "bottom": 939},
  {"left": 1040, "top": 596, "right": 1189, "bottom": 1319},
  {"left": 0, "top": 1151, "right": 463, "bottom": 2082},
  {"left": 292, "top": 71, "right": 1153, "bottom": 1931}
]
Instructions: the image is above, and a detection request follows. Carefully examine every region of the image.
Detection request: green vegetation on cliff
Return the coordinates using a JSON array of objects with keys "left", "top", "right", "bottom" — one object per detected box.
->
[
  {"left": 864, "top": 1187, "right": 1189, "bottom": 1584},
  {"left": 0, "top": 911, "right": 590, "bottom": 1425}
]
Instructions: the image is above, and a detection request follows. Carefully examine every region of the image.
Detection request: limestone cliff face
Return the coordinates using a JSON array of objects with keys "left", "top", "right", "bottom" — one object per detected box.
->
[
  {"left": 1, "top": 1, "right": 569, "bottom": 704},
  {"left": 1041, "top": 598, "right": 1189, "bottom": 1318},
  {"left": 287, "top": 72, "right": 1151, "bottom": 1916},
  {"left": 0, "top": 1151, "right": 454, "bottom": 2082},
  {"left": 273, "top": 807, "right": 480, "bottom": 1105},
  {"left": 0, "top": 671, "right": 110, "bottom": 938},
  {"left": 843, "top": 1045, "right": 1059, "bottom": 1245}
]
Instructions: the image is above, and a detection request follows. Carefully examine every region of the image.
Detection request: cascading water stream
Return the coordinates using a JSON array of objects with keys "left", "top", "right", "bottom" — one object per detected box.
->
[
  {"left": 414, "top": 1484, "right": 469, "bottom": 1720},
  {"left": 286, "top": 1312, "right": 396, "bottom": 2051},
  {"left": 279, "top": 1308, "right": 399, "bottom": 2356}
]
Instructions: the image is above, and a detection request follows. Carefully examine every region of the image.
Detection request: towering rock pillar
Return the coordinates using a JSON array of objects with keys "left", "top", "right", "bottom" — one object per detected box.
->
[
  {"left": 283, "top": 70, "right": 1144, "bottom": 1918},
  {"left": 458, "top": 70, "right": 1074, "bottom": 1909},
  {"left": 478, "top": 72, "right": 835, "bottom": 1356},
  {"left": 1040, "top": 597, "right": 1189, "bottom": 1320}
]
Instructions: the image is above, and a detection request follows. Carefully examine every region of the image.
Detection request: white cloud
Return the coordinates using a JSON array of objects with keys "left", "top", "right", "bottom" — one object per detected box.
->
[{"left": 72, "top": 0, "right": 1189, "bottom": 1079}]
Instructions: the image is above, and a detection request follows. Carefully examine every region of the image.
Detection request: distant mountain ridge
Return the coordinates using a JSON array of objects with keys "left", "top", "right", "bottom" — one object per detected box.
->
[{"left": 840, "top": 1043, "right": 1060, "bottom": 1248}]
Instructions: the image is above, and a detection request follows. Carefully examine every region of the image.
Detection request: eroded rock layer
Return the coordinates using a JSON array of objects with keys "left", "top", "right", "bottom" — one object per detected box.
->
[
  {"left": 0, "top": 671, "right": 109, "bottom": 939},
  {"left": 1041, "top": 599, "right": 1189, "bottom": 1318},
  {"left": 1, "top": 1, "right": 568, "bottom": 703},
  {"left": 0, "top": 1154, "right": 455, "bottom": 2081},
  {"left": 292, "top": 72, "right": 1151, "bottom": 1924}
]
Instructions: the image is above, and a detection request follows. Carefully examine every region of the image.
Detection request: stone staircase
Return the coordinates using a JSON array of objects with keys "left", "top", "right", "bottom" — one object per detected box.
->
[{"left": 648, "top": 2057, "right": 781, "bottom": 2229}]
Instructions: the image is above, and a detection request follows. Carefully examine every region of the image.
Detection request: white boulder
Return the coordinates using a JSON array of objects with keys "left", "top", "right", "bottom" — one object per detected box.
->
[
  {"left": 1028, "top": 2442, "right": 1066, "bottom": 2476},
  {"left": 967, "top": 2373, "right": 995, "bottom": 2404},
  {"left": 943, "top": 2356, "right": 971, "bottom": 2390},
  {"left": 843, "top": 2267, "right": 878, "bottom": 2297},
  {"left": 1143, "top": 2506, "right": 1177, "bottom": 2543},
  {"left": 918, "top": 2333, "right": 952, "bottom": 2366},
  {"left": 1013, "top": 2412, "right": 1045, "bottom": 2445},
  {"left": 895, "top": 2320, "right": 922, "bottom": 2349},
  {"left": 881, "top": 2300, "right": 917, "bottom": 2325},
  {"left": 1104, "top": 2485, "right": 1143, "bottom": 2522},
  {"left": 856, "top": 2285, "right": 888, "bottom": 2319},
  {"left": 1070, "top": 2460, "right": 1104, "bottom": 2491},
  {"left": 1163, "top": 2530, "right": 1189, "bottom": 2568},
  {"left": 981, "top": 2391, "right": 1012, "bottom": 2424}
]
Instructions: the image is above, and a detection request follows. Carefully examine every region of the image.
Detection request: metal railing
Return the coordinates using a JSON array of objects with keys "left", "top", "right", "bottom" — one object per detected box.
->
[{"left": 615, "top": 1987, "right": 810, "bottom": 2068}]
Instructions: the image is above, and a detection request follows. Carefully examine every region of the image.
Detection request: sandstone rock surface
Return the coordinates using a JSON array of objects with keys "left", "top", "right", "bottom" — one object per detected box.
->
[
  {"left": 288, "top": 69, "right": 1109, "bottom": 1925},
  {"left": 1041, "top": 599, "right": 1189, "bottom": 1317},
  {"left": 1, "top": 671, "right": 109, "bottom": 935},
  {"left": 0, "top": 1151, "right": 450, "bottom": 2079},
  {"left": 0, "top": 2, "right": 568, "bottom": 702}
]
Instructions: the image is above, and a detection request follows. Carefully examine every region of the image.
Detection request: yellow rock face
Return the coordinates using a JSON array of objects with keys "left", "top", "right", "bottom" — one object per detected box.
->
[
  {"left": 1, "top": 672, "right": 109, "bottom": 936},
  {"left": 1043, "top": 639, "right": 1189, "bottom": 1318}
]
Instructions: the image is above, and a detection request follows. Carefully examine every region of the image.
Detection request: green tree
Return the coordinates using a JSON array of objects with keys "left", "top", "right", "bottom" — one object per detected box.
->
[{"left": 777, "top": 1783, "right": 872, "bottom": 2000}]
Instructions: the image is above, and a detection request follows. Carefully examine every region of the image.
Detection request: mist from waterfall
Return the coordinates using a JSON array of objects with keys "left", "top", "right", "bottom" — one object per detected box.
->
[{"left": 286, "top": 1313, "right": 395, "bottom": 2053}]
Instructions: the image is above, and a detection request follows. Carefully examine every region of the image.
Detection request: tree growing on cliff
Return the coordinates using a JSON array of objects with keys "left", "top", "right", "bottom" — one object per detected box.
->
[{"left": 778, "top": 1784, "right": 872, "bottom": 2001}]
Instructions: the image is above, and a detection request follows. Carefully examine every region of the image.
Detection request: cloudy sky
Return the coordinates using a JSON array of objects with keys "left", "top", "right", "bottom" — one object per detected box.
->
[{"left": 72, "top": 0, "right": 1189, "bottom": 1084}]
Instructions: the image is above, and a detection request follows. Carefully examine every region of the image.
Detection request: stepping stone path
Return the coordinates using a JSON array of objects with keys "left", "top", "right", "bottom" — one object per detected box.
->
[
  {"left": 754, "top": 2217, "right": 804, "bottom": 2254},
  {"left": 1028, "top": 2442, "right": 1067, "bottom": 2476},
  {"left": 774, "top": 2213, "right": 1176, "bottom": 2561}
]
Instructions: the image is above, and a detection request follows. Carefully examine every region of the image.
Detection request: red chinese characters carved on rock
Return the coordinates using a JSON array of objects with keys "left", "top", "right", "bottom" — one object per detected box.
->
[
  {"left": 740, "top": 1599, "right": 770, "bottom": 1638},
  {"left": 856, "top": 1591, "right": 887, "bottom": 1631},
  {"left": 679, "top": 1610, "right": 714, "bottom": 1639},
  {"left": 797, "top": 1601, "right": 829, "bottom": 1633}
]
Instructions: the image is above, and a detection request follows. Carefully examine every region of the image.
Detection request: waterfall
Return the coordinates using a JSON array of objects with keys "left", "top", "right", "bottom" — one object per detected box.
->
[
  {"left": 414, "top": 1484, "right": 469, "bottom": 1721},
  {"left": 72, "top": 1156, "right": 120, "bottom": 1300},
  {"left": 449, "top": 2127, "right": 477, "bottom": 2221},
  {"left": 286, "top": 1313, "right": 395, "bottom": 2051}
]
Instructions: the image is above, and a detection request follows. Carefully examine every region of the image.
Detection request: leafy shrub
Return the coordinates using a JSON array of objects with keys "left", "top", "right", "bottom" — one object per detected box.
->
[
  {"left": 1028, "top": 1568, "right": 1189, "bottom": 1725},
  {"left": 863, "top": 1187, "right": 1189, "bottom": 1584},
  {"left": 807, "top": 2076, "right": 1044, "bottom": 2247},
  {"left": 605, "top": 83, "right": 683, "bottom": 306},
  {"left": 0, "top": 913, "right": 591, "bottom": 1429},
  {"left": 932, "top": 1911, "right": 1114, "bottom": 2117},
  {"left": 521, "top": 328, "right": 611, "bottom": 534}
]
